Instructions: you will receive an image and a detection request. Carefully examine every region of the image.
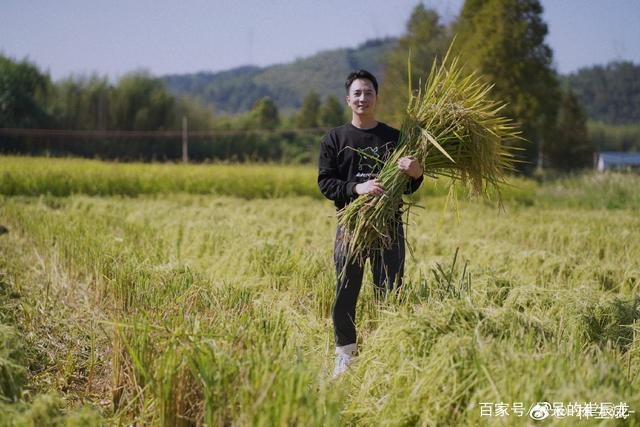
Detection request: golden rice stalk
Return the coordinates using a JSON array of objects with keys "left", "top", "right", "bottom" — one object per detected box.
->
[{"left": 337, "top": 45, "right": 522, "bottom": 260}]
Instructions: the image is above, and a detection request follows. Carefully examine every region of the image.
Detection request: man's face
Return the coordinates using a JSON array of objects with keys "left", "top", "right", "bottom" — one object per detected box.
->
[{"left": 346, "top": 78, "right": 377, "bottom": 117}]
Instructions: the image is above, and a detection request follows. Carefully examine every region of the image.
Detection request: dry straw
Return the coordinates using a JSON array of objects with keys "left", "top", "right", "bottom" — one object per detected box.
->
[{"left": 337, "top": 45, "right": 522, "bottom": 260}]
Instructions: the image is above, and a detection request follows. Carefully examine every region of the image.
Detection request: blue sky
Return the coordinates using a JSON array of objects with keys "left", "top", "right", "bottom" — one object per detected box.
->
[{"left": 1, "top": 0, "right": 638, "bottom": 81}]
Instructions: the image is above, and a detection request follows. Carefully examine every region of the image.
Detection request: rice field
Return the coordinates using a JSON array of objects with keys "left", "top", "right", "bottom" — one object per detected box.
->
[{"left": 1, "top": 156, "right": 639, "bottom": 426}]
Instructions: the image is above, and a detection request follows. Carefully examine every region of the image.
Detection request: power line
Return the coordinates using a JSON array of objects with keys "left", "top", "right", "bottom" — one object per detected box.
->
[{"left": 0, "top": 127, "right": 328, "bottom": 139}]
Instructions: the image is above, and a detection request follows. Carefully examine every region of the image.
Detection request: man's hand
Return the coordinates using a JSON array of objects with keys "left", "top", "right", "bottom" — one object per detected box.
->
[
  {"left": 398, "top": 156, "right": 423, "bottom": 179},
  {"left": 355, "top": 179, "right": 384, "bottom": 196}
]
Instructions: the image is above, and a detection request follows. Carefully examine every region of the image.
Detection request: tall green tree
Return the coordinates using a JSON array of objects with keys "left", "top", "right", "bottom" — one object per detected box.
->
[
  {"left": 0, "top": 55, "right": 51, "bottom": 128},
  {"left": 296, "top": 91, "right": 321, "bottom": 128},
  {"left": 378, "top": 4, "right": 450, "bottom": 125},
  {"left": 52, "top": 75, "right": 111, "bottom": 130},
  {"left": 110, "top": 72, "right": 175, "bottom": 130},
  {"left": 50, "top": 73, "right": 215, "bottom": 132},
  {"left": 546, "top": 90, "right": 593, "bottom": 170},
  {"left": 171, "top": 95, "right": 216, "bottom": 130},
  {"left": 454, "top": 0, "right": 560, "bottom": 169},
  {"left": 251, "top": 96, "right": 280, "bottom": 129},
  {"left": 319, "top": 95, "right": 346, "bottom": 127}
]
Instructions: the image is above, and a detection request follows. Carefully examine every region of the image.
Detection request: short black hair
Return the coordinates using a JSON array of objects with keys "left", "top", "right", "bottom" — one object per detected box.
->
[{"left": 345, "top": 69, "right": 379, "bottom": 95}]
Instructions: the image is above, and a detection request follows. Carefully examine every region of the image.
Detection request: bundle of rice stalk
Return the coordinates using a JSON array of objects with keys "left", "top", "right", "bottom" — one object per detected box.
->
[{"left": 337, "top": 47, "right": 521, "bottom": 260}]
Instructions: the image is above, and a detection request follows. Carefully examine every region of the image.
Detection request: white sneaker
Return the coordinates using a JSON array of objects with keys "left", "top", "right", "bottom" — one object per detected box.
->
[{"left": 333, "top": 343, "right": 357, "bottom": 378}]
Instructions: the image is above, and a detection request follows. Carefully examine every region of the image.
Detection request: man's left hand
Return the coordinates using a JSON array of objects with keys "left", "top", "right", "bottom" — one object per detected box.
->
[{"left": 397, "top": 156, "right": 423, "bottom": 179}]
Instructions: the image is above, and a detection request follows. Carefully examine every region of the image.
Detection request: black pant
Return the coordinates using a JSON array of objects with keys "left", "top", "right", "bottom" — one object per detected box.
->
[{"left": 332, "top": 222, "right": 405, "bottom": 347}]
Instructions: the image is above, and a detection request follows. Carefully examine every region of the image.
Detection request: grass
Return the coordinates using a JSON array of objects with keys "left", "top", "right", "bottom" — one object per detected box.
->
[{"left": 0, "top": 155, "right": 639, "bottom": 425}]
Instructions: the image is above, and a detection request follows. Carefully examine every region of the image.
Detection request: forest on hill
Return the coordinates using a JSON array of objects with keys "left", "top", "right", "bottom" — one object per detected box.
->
[{"left": 162, "top": 38, "right": 397, "bottom": 114}]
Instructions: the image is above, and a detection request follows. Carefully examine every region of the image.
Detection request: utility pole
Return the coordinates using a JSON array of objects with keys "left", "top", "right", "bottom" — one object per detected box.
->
[
  {"left": 537, "top": 136, "right": 544, "bottom": 170},
  {"left": 182, "top": 116, "right": 188, "bottom": 163}
]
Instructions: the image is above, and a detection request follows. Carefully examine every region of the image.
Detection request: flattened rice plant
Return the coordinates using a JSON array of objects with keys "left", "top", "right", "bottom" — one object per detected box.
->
[{"left": 337, "top": 46, "right": 522, "bottom": 259}]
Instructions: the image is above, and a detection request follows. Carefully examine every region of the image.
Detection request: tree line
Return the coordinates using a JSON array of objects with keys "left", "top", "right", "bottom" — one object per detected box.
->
[
  {"left": 2, "top": 0, "right": 638, "bottom": 169},
  {"left": 562, "top": 61, "right": 640, "bottom": 154},
  {"left": 564, "top": 61, "right": 640, "bottom": 125},
  {"left": 0, "top": 54, "right": 346, "bottom": 161},
  {"left": 378, "top": 1, "right": 596, "bottom": 171}
]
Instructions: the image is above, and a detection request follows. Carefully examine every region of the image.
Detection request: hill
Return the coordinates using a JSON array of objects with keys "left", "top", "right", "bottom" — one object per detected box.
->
[
  {"left": 162, "top": 38, "right": 397, "bottom": 114},
  {"left": 163, "top": 38, "right": 640, "bottom": 127}
]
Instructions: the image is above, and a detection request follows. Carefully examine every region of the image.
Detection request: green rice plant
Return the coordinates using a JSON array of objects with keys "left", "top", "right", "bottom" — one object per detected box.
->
[
  {"left": 396, "top": 248, "right": 471, "bottom": 305},
  {"left": 428, "top": 247, "right": 471, "bottom": 300},
  {"left": 0, "top": 155, "right": 321, "bottom": 199},
  {"left": 2, "top": 168, "right": 640, "bottom": 425},
  {"left": 578, "top": 296, "right": 640, "bottom": 352},
  {"left": 338, "top": 45, "right": 521, "bottom": 258},
  {"left": 0, "top": 325, "right": 26, "bottom": 403}
]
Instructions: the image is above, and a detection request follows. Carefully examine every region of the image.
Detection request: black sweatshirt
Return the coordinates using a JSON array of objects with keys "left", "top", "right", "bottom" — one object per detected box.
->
[{"left": 318, "top": 122, "right": 424, "bottom": 210}]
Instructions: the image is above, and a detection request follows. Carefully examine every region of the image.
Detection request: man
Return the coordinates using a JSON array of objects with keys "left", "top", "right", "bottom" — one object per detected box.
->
[{"left": 317, "top": 69, "right": 424, "bottom": 377}]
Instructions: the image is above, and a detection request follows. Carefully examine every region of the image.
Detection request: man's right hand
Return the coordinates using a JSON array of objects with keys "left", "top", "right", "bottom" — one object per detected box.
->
[{"left": 355, "top": 179, "right": 384, "bottom": 196}]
